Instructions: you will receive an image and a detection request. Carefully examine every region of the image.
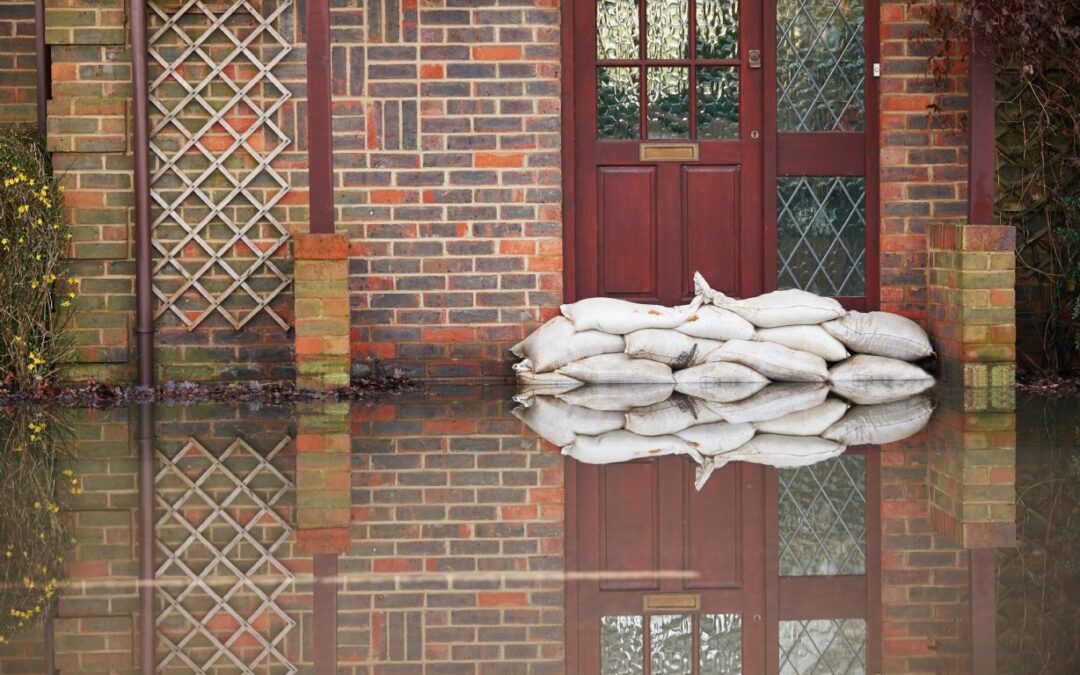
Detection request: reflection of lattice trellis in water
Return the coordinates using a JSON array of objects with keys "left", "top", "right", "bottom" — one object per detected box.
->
[
  {"left": 779, "top": 619, "right": 867, "bottom": 675},
  {"left": 147, "top": 0, "right": 293, "bottom": 331},
  {"left": 778, "top": 455, "right": 866, "bottom": 576},
  {"left": 155, "top": 436, "right": 296, "bottom": 673}
]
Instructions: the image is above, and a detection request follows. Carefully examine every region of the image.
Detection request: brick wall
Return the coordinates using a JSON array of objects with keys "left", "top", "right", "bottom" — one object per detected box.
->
[{"left": 0, "top": 1, "right": 35, "bottom": 127}]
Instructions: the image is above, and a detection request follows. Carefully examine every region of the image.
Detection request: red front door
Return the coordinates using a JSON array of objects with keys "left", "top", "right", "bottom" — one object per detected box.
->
[{"left": 573, "top": 0, "right": 765, "bottom": 304}]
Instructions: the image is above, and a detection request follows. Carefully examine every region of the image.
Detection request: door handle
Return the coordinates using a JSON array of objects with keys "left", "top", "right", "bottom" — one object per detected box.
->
[{"left": 748, "top": 48, "right": 762, "bottom": 69}]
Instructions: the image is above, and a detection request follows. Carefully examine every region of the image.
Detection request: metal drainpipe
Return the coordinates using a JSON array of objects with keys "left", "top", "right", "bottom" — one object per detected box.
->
[
  {"left": 34, "top": 0, "right": 48, "bottom": 134},
  {"left": 130, "top": 0, "right": 154, "bottom": 386}
]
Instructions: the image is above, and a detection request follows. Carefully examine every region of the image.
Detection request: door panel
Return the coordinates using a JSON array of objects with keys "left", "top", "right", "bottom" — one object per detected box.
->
[
  {"left": 682, "top": 166, "right": 740, "bottom": 299},
  {"left": 599, "top": 167, "right": 659, "bottom": 298}
]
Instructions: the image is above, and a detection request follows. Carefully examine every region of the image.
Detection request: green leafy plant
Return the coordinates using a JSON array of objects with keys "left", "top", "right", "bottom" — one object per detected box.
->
[{"left": 0, "top": 130, "right": 77, "bottom": 392}]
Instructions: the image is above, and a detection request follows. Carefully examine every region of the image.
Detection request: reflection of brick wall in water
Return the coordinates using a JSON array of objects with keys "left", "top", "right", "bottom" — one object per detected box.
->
[{"left": 0, "top": 1, "right": 36, "bottom": 127}]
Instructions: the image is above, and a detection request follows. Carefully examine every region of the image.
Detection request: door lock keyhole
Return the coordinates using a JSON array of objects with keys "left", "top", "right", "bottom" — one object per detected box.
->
[{"left": 748, "top": 49, "right": 762, "bottom": 69}]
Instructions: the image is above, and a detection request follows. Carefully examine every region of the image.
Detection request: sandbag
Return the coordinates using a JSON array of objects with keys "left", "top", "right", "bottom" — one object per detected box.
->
[
  {"left": 677, "top": 421, "right": 756, "bottom": 456},
  {"left": 823, "top": 395, "right": 934, "bottom": 445},
  {"left": 512, "top": 369, "right": 583, "bottom": 398},
  {"left": 754, "top": 325, "right": 849, "bottom": 362},
  {"left": 625, "top": 329, "right": 723, "bottom": 368},
  {"left": 676, "top": 305, "right": 756, "bottom": 341},
  {"left": 695, "top": 273, "right": 845, "bottom": 328},
  {"left": 557, "top": 353, "right": 676, "bottom": 385},
  {"left": 755, "top": 398, "right": 850, "bottom": 436},
  {"left": 511, "top": 316, "right": 625, "bottom": 372},
  {"left": 708, "top": 340, "right": 828, "bottom": 382},
  {"left": 512, "top": 395, "right": 625, "bottom": 446},
  {"left": 557, "top": 383, "right": 675, "bottom": 411},
  {"left": 562, "top": 430, "right": 702, "bottom": 465},
  {"left": 674, "top": 379, "right": 768, "bottom": 404},
  {"left": 712, "top": 383, "right": 829, "bottom": 424},
  {"left": 625, "top": 394, "right": 725, "bottom": 436},
  {"left": 828, "top": 355, "right": 935, "bottom": 404},
  {"left": 561, "top": 296, "right": 703, "bottom": 334},
  {"left": 823, "top": 311, "right": 933, "bottom": 361},
  {"left": 729, "top": 434, "right": 846, "bottom": 468},
  {"left": 675, "top": 361, "right": 770, "bottom": 385},
  {"left": 829, "top": 379, "right": 935, "bottom": 405}
]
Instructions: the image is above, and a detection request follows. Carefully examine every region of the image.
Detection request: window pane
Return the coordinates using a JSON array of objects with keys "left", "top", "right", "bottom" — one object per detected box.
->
[
  {"left": 647, "top": 67, "right": 690, "bottom": 139},
  {"left": 697, "top": 67, "right": 739, "bottom": 139},
  {"left": 650, "top": 614, "right": 693, "bottom": 675},
  {"left": 598, "top": 0, "right": 640, "bottom": 60},
  {"left": 696, "top": 0, "right": 739, "bottom": 60},
  {"left": 598, "top": 67, "right": 641, "bottom": 139},
  {"left": 779, "top": 619, "right": 867, "bottom": 675},
  {"left": 779, "top": 455, "right": 866, "bottom": 576},
  {"left": 776, "top": 0, "right": 865, "bottom": 131},
  {"left": 701, "top": 613, "right": 742, "bottom": 675},
  {"left": 647, "top": 0, "right": 689, "bottom": 59},
  {"left": 602, "top": 615, "right": 644, "bottom": 675},
  {"left": 777, "top": 176, "right": 866, "bottom": 297}
]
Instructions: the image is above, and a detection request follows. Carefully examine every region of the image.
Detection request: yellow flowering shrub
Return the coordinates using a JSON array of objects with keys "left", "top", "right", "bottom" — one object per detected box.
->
[{"left": 0, "top": 131, "right": 75, "bottom": 392}]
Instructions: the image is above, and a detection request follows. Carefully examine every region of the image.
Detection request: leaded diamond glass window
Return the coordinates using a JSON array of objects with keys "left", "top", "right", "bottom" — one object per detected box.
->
[
  {"left": 777, "top": 176, "right": 866, "bottom": 297},
  {"left": 776, "top": 0, "right": 865, "bottom": 131},
  {"left": 778, "top": 455, "right": 866, "bottom": 576},
  {"left": 602, "top": 615, "right": 645, "bottom": 675},
  {"left": 779, "top": 619, "right": 867, "bottom": 675}
]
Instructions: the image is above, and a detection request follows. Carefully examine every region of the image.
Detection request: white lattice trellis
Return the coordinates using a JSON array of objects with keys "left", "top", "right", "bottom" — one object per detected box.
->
[
  {"left": 148, "top": 0, "right": 293, "bottom": 331},
  {"left": 155, "top": 436, "right": 296, "bottom": 673}
]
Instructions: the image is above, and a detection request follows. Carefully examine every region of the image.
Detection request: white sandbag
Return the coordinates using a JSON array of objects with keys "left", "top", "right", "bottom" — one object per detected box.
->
[
  {"left": 823, "top": 395, "right": 934, "bottom": 445},
  {"left": 557, "top": 353, "right": 676, "bottom": 385},
  {"left": 512, "top": 395, "right": 625, "bottom": 446},
  {"left": 625, "top": 395, "right": 726, "bottom": 436},
  {"left": 677, "top": 421, "right": 756, "bottom": 456},
  {"left": 755, "top": 325, "right": 850, "bottom": 362},
  {"left": 755, "top": 398, "right": 850, "bottom": 436},
  {"left": 510, "top": 316, "right": 625, "bottom": 372},
  {"left": 561, "top": 295, "right": 703, "bottom": 334},
  {"left": 512, "top": 369, "right": 583, "bottom": 398},
  {"left": 828, "top": 355, "right": 935, "bottom": 404},
  {"left": 557, "top": 383, "right": 676, "bottom": 411},
  {"left": 694, "top": 273, "right": 845, "bottom": 328},
  {"left": 676, "top": 305, "right": 756, "bottom": 341},
  {"left": 674, "top": 379, "right": 768, "bottom": 404},
  {"left": 823, "top": 311, "right": 933, "bottom": 361},
  {"left": 625, "top": 329, "right": 723, "bottom": 368},
  {"left": 729, "top": 434, "right": 846, "bottom": 468},
  {"left": 712, "top": 383, "right": 829, "bottom": 424},
  {"left": 830, "top": 379, "right": 935, "bottom": 405},
  {"left": 562, "top": 430, "right": 702, "bottom": 465},
  {"left": 675, "top": 361, "right": 770, "bottom": 385},
  {"left": 708, "top": 340, "right": 828, "bottom": 382}
]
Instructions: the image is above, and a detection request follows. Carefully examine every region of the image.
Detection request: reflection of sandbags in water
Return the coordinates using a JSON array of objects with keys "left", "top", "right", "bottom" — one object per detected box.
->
[
  {"left": 677, "top": 421, "right": 756, "bottom": 456},
  {"left": 511, "top": 316, "right": 625, "bottom": 372},
  {"left": 823, "top": 311, "right": 933, "bottom": 361},
  {"left": 695, "top": 455, "right": 733, "bottom": 491},
  {"left": 676, "top": 305, "right": 756, "bottom": 341},
  {"left": 512, "top": 395, "right": 625, "bottom": 446},
  {"left": 823, "top": 394, "right": 934, "bottom": 445},
  {"left": 695, "top": 272, "right": 845, "bottom": 327},
  {"left": 729, "top": 434, "right": 846, "bottom": 468},
  {"left": 708, "top": 340, "right": 828, "bottom": 382},
  {"left": 754, "top": 325, "right": 849, "bottom": 362},
  {"left": 828, "top": 355, "right": 934, "bottom": 404},
  {"left": 674, "top": 379, "right": 768, "bottom": 404},
  {"left": 625, "top": 329, "right": 723, "bottom": 368},
  {"left": 561, "top": 296, "right": 703, "bottom": 334},
  {"left": 562, "top": 430, "right": 702, "bottom": 465},
  {"left": 755, "top": 398, "right": 850, "bottom": 436},
  {"left": 711, "top": 383, "right": 829, "bottom": 424},
  {"left": 625, "top": 394, "right": 725, "bottom": 436},
  {"left": 557, "top": 353, "right": 676, "bottom": 385},
  {"left": 557, "top": 384, "right": 676, "bottom": 411}
]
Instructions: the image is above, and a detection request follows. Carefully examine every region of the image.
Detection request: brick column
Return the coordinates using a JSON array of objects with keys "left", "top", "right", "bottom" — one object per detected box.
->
[
  {"left": 293, "top": 234, "right": 350, "bottom": 391},
  {"left": 295, "top": 402, "right": 351, "bottom": 554},
  {"left": 928, "top": 223, "right": 1017, "bottom": 386}
]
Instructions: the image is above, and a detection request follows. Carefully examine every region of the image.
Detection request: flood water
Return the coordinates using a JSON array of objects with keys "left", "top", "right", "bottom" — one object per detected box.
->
[{"left": 0, "top": 384, "right": 1077, "bottom": 674}]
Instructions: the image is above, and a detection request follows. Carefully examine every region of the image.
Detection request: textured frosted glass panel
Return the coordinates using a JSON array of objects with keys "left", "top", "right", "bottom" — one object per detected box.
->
[
  {"left": 598, "top": 67, "right": 641, "bottom": 139},
  {"left": 650, "top": 614, "right": 693, "bottom": 675},
  {"left": 598, "top": 0, "right": 640, "bottom": 60},
  {"left": 777, "top": 176, "right": 866, "bottom": 297},
  {"left": 696, "top": 0, "right": 739, "bottom": 59},
  {"left": 777, "top": 0, "right": 865, "bottom": 131},
  {"left": 647, "top": 67, "right": 690, "bottom": 139},
  {"left": 647, "top": 0, "right": 689, "bottom": 59},
  {"left": 701, "top": 613, "right": 742, "bottom": 674},
  {"left": 602, "top": 615, "right": 644, "bottom": 675},
  {"left": 697, "top": 67, "right": 739, "bottom": 139},
  {"left": 779, "top": 455, "right": 866, "bottom": 576},
  {"left": 779, "top": 619, "right": 867, "bottom": 675}
]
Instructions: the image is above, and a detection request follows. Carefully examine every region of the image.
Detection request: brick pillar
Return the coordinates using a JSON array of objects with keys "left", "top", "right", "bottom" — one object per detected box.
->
[
  {"left": 293, "top": 234, "right": 350, "bottom": 391},
  {"left": 295, "top": 402, "right": 351, "bottom": 554},
  {"left": 928, "top": 223, "right": 1017, "bottom": 386}
]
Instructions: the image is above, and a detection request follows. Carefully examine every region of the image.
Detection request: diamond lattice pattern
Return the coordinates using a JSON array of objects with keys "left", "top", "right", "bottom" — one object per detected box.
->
[
  {"left": 147, "top": 0, "right": 293, "bottom": 331},
  {"left": 778, "top": 455, "right": 866, "bottom": 576},
  {"left": 779, "top": 619, "right": 867, "bottom": 675},
  {"left": 777, "top": 176, "right": 866, "bottom": 297},
  {"left": 155, "top": 436, "right": 295, "bottom": 673}
]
